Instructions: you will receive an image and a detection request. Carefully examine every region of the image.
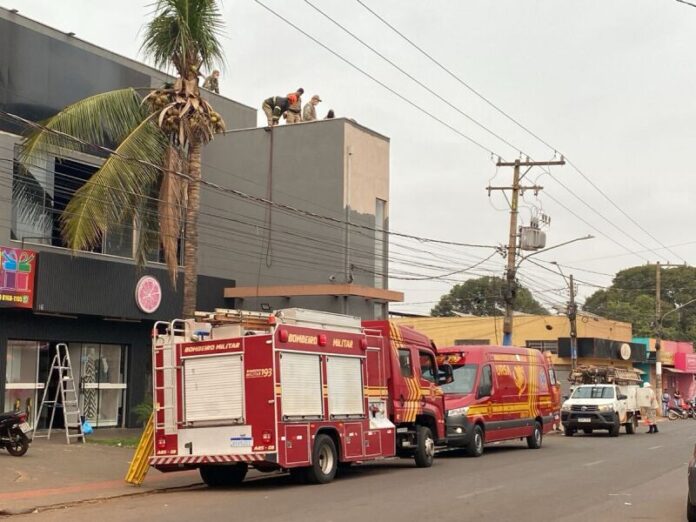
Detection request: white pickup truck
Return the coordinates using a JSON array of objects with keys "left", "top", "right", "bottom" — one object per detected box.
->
[{"left": 561, "top": 383, "right": 641, "bottom": 436}]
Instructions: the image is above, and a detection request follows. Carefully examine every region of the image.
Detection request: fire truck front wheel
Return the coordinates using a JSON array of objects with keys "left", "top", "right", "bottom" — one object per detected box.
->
[
  {"left": 414, "top": 426, "right": 435, "bottom": 468},
  {"left": 305, "top": 434, "right": 338, "bottom": 484},
  {"left": 199, "top": 463, "right": 248, "bottom": 487}
]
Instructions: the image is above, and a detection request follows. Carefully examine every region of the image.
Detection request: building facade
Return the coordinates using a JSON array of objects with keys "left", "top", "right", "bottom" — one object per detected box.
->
[{"left": 0, "top": 8, "right": 396, "bottom": 426}]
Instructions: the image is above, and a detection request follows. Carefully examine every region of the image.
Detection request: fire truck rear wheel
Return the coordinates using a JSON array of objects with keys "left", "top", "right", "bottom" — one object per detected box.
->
[
  {"left": 306, "top": 434, "right": 338, "bottom": 484},
  {"left": 199, "top": 463, "right": 248, "bottom": 487},
  {"left": 414, "top": 425, "right": 435, "bottom": 467}
]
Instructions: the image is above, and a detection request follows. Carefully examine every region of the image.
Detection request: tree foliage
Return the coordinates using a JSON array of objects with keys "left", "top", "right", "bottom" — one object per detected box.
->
[
  {"left": 583, "top": 265, "right": 696, "bottom": 341},
  {"left": 431, "top": 276, "right": 548, "bottom": 317},
  {"left": 21, "top": 0, "right": 226, "bottom": 318}
]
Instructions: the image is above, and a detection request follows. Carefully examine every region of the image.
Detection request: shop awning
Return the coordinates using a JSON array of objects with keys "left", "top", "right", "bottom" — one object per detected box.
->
[{"left": 664, "top": 367, "right": 690, "bottom": 374}]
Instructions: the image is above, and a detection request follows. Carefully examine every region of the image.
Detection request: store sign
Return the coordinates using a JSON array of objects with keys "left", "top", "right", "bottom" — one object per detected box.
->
[
  {"left": 0, "top": 247, "right": 36, "bottom": 309},
  {"left": 675, "top": 352, "right": 696, "bottom": 373},
  {"left": 135, "top": 275, "right": 162, "bottom": 314}
]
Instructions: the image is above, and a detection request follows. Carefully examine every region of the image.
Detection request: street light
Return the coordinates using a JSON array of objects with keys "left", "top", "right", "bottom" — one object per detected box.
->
[
  {"left": 502, "top": 234, "right": 594, "bottom": 346},
  {"left": 655, "top": 297, "right": 696, "bottom": 394}
]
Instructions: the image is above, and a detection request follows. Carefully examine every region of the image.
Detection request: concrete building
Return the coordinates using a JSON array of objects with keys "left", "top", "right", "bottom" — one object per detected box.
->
[{"left": 0, "top": 7, "right": 397, "bottom": 426}]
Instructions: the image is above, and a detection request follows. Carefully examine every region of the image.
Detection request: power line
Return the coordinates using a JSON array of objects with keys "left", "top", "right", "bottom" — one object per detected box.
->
[
  {"left": 0, "top": 111, "right": 498, "bottom": 251},
  {"left": 303, "top": 0, "right": 524, "bottom": 156},
  {"left": 355, "top": 0, "right": 684, "bottom": 263},
  {"left": 251, "top": 0, "right": 499, "bottom": 157}
]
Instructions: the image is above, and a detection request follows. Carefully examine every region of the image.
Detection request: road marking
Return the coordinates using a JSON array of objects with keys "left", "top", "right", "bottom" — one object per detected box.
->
[
  {"left": 456, "top": 486, "right": 503, "bottom": 500},
  {"left": 648, "top": 445, "right": 663, "bottom": 450},
  {"left": 583, "top": 460, "right": 604, "bottom": 467}
]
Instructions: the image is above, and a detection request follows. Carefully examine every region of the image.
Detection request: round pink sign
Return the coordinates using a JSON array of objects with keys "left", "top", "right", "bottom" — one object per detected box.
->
[{"left": 135, "top": 275, "right": 162, "bottom": 314}]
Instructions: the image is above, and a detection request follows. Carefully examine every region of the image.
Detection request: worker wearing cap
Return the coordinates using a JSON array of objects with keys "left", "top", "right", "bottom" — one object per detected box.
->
[
  {"left": 262, "top": 95, "right": 291, "bottom": 127},
  {"left": 302, "top": 94, "right": 322, "bottom": 122}
]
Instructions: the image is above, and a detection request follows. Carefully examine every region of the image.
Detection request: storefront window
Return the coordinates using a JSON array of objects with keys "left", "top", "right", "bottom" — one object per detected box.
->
[
  {"left": 4, "top": 340, "right": 47, "bottom": 427},
  {"left": 77, "top": 343, "right": 127, "bottom": 428}
]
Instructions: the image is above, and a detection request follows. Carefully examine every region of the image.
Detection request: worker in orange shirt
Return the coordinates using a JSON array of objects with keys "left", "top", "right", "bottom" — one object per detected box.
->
[{"left": 285, "top": 88, "right": 304, "bottom": 124}]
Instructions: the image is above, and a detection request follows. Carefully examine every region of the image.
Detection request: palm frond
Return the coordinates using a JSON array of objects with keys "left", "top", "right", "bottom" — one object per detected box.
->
[
  {"left": 60, "top": 115, "right": 168, "bottom": 253},
  {"left": 141, "top": 0, "right": 225, "bottom": 74},
  {"left": 21, "top": 88, "right": 145, "bottom": 161}
]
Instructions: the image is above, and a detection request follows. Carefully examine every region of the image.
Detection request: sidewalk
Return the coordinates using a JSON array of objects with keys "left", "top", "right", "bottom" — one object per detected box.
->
[{"left": 0, "top": 433, "right": 202, "bottom": 516}]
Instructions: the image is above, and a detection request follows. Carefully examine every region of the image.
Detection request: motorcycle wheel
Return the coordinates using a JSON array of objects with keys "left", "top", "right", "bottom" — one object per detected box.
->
[
  {"left": 668, "top": 410, "right": 678, "bottom": 421},
  {"left": 6, "top": 430, "right": 29, "bottom": 457}
]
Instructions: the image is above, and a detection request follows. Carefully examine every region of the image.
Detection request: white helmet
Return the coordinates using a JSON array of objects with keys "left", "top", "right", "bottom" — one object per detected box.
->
[{"left": 643, "top": 382, "right": 652, "bottom": 388}]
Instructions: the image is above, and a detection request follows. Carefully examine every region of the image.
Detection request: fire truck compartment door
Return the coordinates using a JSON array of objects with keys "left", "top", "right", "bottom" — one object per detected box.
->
[
  {"left": 279, "top": 352, "right": 322, "bottom": 418},
  {"left": 326, "top": 356, "right": 364, "bottom": 417},
  {"left": 177, "top": 426, "right": 253, "bottom": 456},
  {"left": 184, "top": 354, "right": 244, "bottom": 423}
]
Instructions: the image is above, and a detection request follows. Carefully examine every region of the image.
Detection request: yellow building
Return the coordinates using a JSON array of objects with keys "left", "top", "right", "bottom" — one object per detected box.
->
[{"left": 391, "top": 314, "right": 635, "bottom": 395}]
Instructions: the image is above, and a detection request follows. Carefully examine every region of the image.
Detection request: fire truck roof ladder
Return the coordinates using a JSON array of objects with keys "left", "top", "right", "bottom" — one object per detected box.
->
[
  {"left": 275, "top": 308, "right": 362, "bottom": 333},
  {"left": 33, "top": 343, "right": 85, "bottom": 444}
]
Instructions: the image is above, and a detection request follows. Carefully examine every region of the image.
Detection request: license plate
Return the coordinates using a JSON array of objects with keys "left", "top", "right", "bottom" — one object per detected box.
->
[
  {"left": 18, "top": 422, "right": 31, "bottom": 433},
  {"left": 578, "top": 418, "right": 592, "bottom": 423}
]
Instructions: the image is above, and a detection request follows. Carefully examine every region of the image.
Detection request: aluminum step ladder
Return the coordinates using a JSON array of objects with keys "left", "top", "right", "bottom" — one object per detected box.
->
[{"left": 33, "top": 343, "right": 85, "bottom": 444}]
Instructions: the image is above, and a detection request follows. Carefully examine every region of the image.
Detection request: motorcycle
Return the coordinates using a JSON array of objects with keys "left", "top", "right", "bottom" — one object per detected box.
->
[
  {"left": 685, "top": 399, "right": 696, "bottom": 419},
  {"left": 0, "top": 411, "right": 31, "bottom": 456}
]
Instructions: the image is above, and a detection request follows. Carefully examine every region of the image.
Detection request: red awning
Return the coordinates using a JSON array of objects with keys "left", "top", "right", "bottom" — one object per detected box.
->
[{"left": 664, "top": 367, "right": 691, "bottom": 374}]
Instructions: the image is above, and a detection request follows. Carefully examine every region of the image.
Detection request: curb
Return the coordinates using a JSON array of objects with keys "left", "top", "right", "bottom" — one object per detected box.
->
[{"left": 0, "top": 482, "right": 203, "bottom": 517}]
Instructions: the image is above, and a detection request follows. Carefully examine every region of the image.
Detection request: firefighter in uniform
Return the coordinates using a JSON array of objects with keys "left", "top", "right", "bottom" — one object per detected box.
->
[
  {"left": 262, "top": 96, "right": 291, "bottom": 127},
  {"left": 302, "top": 94, "right": 322, "bottom": 122},
  {"left": 285, "top": 88, "right": 304, "bottom": 124},
  {"left": 202, "top": 70, "right": 220, "bottom": 94}
]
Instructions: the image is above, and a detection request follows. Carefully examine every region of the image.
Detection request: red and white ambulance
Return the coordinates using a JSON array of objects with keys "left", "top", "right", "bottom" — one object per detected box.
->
[
  {"left": 436, "top": 345, "right": 560, "bottom": 457},
  {"left": 150, "top": 309, "right": 452, "bottom": 485}
]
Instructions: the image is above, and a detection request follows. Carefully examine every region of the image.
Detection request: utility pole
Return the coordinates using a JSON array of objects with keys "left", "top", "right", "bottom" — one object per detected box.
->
[
  {"left": 568, "top": 274, "right": 578, "bottom": 371},
  {"left": 490, "top": 158, "right": 565, "bottom": 345},
  {"left": 655, "top": 261, "right": 662, "bottom": 396}
]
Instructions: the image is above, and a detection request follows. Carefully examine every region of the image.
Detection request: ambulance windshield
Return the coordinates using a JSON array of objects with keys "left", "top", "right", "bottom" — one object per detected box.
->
[{"left": 441, "top": 364, "right": 478, "bottom": 394}]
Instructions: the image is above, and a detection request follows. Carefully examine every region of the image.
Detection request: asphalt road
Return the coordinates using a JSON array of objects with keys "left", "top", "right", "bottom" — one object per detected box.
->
[{"left": 13, "top": 421, "right": 696, "bottom": 521}]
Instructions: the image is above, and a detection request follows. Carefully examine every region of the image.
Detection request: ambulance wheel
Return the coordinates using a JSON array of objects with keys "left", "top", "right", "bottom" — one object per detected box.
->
[
  {"left": 199, "top": 463, "right": 248, "bottom": 487},
  {"left": 306, "top": 434, "right": 338, "bottom": 484},
  {"left": 526, "top": 421, "right": 542, "bottom": 449},
  {"left": 414, "top": 426, "right": 435, "bottom": 468},
  {"left": 466, "top": 425, "right": 484, "bottom": 457}
]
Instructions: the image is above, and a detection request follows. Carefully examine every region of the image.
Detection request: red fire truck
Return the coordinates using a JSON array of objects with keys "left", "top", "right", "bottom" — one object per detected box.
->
[{"left": 150, "top": 308, "right": 452, "bottom": 485}]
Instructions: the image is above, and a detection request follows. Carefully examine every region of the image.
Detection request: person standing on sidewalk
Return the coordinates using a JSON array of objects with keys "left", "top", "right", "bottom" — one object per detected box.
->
[{"left": 662, "top": 389, "right": 670, "bottom": 417}]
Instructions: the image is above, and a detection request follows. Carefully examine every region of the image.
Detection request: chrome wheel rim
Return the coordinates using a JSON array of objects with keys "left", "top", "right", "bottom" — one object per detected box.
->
[
  {"left": 535, "top": 428, "right": 541, "bottom": 445},
  {"left": 424, "top": 436, "right": 435, "bottom": 458},
  {"left": 318, "top": 445, "right": 334, "bottom": 475},
  {"left": 475, "top": 432, "right": 483, "bottom": 453}
]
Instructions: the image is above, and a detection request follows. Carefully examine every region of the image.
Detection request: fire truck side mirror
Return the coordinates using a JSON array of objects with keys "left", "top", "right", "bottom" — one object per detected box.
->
[{"left": 437, "top": 363, "right": 454, "bottom": 385}]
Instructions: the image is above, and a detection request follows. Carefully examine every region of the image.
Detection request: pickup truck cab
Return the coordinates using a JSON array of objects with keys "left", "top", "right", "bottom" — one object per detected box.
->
[{"left": 561, "top": 383, "right": 639, "bottom": 437}]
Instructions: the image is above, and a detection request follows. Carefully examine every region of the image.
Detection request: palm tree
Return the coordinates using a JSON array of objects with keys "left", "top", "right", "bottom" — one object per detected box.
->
[{"left": 20, "top": 0, "right": 226, "bottom": 318}]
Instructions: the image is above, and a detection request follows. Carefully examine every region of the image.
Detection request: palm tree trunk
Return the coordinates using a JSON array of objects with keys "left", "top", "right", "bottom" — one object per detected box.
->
[{"left": 182, "top": 140, "right": 202, "bottom": 318}]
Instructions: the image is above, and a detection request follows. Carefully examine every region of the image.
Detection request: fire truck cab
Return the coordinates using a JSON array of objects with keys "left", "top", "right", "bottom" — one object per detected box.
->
[{"left": 150, "top": 309, "right": 452, "bottom": 486}]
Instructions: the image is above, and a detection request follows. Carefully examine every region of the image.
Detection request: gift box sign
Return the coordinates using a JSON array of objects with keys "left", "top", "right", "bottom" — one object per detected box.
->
[{"left": 0, "top": 247, "right": 36, "bottom": 308}]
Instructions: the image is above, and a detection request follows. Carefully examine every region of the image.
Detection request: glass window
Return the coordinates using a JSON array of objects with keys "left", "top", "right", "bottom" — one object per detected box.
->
[
  {"left": 548, "top": 367, "right": 558, "bottom": 386},
  {"left": 398, "top": 348, "right": 412, "bottom": 378},
  {"left": 571, "top": 386, "right": 615, "bottom": 399},
  {"left": 419, "top": 350, "right": 437, "bottom": 383},
  {"left": 441, "top": 364, "right": 479, "bottom": 394},
  {"left": 478, "top": 365, "right": 493, "bottom": 397},
  {"left": 4, "top": 340, "right": 46, "bottom": 427}
]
